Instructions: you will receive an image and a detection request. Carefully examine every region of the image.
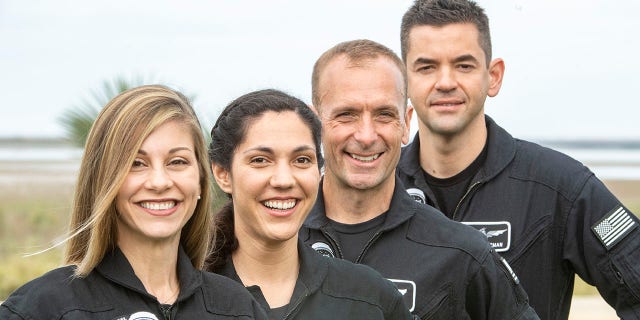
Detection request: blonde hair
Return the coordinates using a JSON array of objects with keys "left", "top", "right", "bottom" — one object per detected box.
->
[{"left": 64, "top": 85, "right": 213, "bottom": 276}]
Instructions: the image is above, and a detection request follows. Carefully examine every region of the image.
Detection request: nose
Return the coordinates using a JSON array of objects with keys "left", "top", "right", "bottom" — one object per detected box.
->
[
  {"left": 353, "top": 116, "right": 378, "bottom": 147},
  {"left": 435, "top": 67, "right": 457, "bottom": 92},
  {"left": 270, "top": 162, "right": 295, "bottom": 189},
  {"left": 145, "top": 166, "right": 174, "bottom": 192}
]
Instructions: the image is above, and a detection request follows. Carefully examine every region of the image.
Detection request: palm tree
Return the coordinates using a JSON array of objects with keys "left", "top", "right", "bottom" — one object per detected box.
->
[
  {"left": 58, "top": 76, "right": 225, "bottom": 204},
  {"left": 58, "top": 76, "right": 153, "bottom": 147}
]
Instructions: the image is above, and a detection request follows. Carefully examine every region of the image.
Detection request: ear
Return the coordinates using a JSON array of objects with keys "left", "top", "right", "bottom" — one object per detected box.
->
[
  {"left": 487, "top": 58, "right": 505, "bottom": 97},
  {"left": 211, "top": 163, "right": 232, "bottom": 194},
  {"left": 402, "top": 104, "right": 413, "bottom": 145}
]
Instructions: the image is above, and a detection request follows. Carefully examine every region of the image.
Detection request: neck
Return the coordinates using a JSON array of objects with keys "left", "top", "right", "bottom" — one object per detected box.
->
[
  {"left": 417, "top": 117, "right": 487, "bottom": 179},
  {"left": 118, "top": 237, "right": 180, "bottom": 305},
  {"left": 321, "top": 173, "right": 394, "bottom": 224},
  {"left": 233, "top": 233, "right": 299, "bottom": 308}
]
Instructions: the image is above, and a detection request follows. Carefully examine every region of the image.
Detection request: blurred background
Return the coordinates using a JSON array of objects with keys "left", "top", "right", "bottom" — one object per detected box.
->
[{"left": 1, "top": 1, "right": 639, "bottom": 318}]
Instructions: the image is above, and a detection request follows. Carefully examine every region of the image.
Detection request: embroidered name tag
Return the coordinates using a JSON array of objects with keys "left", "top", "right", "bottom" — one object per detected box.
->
[
  {"left": 388, "top": 279, "right": 416, "bottom": 312},
  {"left": 592, "top": 206, "right": 637, "bottom": 250},
  {"left": 463, "top": 221, "right": 511, "bottom": 252}
]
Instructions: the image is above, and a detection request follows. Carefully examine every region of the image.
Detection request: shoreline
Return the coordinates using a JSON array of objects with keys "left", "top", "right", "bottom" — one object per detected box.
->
[{"left": 0, "top": 159, "right": 638, "bottom": 203}]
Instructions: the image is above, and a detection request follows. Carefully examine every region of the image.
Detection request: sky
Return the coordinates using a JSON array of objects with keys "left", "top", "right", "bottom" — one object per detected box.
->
[{"left": 2, "top": 0, "right": 639, "bottom": 141}]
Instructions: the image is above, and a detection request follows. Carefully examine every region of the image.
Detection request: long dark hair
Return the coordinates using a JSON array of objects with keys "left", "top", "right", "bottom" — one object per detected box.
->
[{"left": 205, "top": 89, "right": 323, "bottom": 272}]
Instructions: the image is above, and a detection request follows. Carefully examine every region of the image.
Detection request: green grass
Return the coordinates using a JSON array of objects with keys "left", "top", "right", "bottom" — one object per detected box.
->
[{"left": 0, "top": 186, "right": 72, "bottom": 299}]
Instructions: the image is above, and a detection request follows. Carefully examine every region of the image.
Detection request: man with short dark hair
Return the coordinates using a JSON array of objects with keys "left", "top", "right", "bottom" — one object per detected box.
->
[{"left": 398, "top": 0, "right": 640, "bottom": 319}]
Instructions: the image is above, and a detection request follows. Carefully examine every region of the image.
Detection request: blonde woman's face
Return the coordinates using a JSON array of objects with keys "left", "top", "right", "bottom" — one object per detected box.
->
[{"left": 116, "top": 120, "right": 201, "bottom": 246}]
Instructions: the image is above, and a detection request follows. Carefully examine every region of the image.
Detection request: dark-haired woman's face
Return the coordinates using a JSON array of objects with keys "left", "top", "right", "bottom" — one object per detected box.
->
[{"left": 213, "top": 111, "right": 320, "bottom": 245}]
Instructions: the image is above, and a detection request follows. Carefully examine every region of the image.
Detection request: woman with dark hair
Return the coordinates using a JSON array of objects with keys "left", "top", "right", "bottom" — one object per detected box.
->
[
  {"left": 207, "top": 89, "right": 412, "bottom": 319},
  {"left": 0, "top": 85, "right": 267, "bottom": 319}
]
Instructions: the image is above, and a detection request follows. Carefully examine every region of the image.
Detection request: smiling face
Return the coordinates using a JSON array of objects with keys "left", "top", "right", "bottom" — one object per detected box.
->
[
  {"left": 213, "top": 111, "right": 320, "bottom": 245},
  {"left": 406, "top": 23, "right": 503, "bottom": 137},
  {"left": 116, "top": 120, "right": 201, "bottom": 246},
  {"left": 316, "top": 55, "right": 410, "bottom": 192}
]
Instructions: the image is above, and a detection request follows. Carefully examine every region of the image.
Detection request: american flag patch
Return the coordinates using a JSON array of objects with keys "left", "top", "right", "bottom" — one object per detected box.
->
[{"left": 592, "top": 206, "right": 637, "bottom": 250}]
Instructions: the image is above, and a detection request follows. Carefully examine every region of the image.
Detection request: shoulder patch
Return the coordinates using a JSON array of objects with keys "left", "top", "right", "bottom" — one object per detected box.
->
[{"left": 592, "top": 206, "right": 637, "bottom": 250}]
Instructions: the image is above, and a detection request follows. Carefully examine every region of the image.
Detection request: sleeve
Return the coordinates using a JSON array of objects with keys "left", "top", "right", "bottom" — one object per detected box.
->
[
  {"left": 465, "top": 249, "right": 540, "bottom": 320},
  {"left": 0, "top": 303, "right": 27, "bottom": 320},
  {"left": 563, "top": 175, "right": 640, "bottom": 319}
]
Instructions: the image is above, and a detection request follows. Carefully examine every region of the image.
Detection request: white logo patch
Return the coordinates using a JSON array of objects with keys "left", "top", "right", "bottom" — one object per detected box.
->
[
  {"left": 388, "top": 279, "right": 416, "bottom": 312},
  {"left": 406, "top": 188, "right": 426, "bottom": 204},
  {"left": 592, "top": 206, "right": 637, "bottom": 250},
  {"left": 115, "top": 312, "right": 159, "bottom": 320},
  {"left": 311, "top": 242, "right": 335, "bottom": 258},
  {"left": 463, "top": 221, "right": 511, "bottom": 252}
]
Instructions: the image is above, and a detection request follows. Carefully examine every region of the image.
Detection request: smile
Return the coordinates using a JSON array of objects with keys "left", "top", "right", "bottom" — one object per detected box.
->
[
  {"left": 140, "top": 201, "right": 176, "bottom": 210},
  {"left": 263, "top": 199, "right": 297, "bottom": 210},
  {"left": 350, "top": 153, "right": 380, "bottom": 162}
]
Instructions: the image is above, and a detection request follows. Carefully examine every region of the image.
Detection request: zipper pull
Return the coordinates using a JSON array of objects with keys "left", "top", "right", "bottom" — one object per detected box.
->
[
  {"left": 612, "top": 263, "right": 625, "bottom": 285},
  {"left": 160, "top": 304, "right": 173, "bottom": 320}
]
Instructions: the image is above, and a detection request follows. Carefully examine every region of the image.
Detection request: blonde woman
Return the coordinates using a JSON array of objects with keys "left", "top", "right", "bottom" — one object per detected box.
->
[{"left": 0, "top": 85, "right": 267, "bottom": 319}]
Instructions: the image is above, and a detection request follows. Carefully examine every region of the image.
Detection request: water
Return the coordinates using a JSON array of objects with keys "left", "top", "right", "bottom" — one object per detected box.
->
[
  {"left": 551, "top": 147, "right": 640, "bottom": 181},
  {"left": 1, "top": 144, "right": 639, "bottom": 180},
  {"left": 0, "top": 145, "right": 83, "bottom": 162}
]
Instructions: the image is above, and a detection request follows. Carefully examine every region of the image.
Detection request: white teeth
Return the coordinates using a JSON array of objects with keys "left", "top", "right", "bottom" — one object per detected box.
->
[
  {"left": 350, "top": 153, "right": 380, "bottom": 162},
  {"left": 140, "top": 201, "right": 176, "bottom": 210},
  {"left": 263, "top": 200, "right": 296, "bottom": 210}
]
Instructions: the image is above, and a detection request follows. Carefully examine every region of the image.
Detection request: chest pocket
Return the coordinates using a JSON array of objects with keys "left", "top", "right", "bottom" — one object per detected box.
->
[
  {"left": 505, "top": 214, "right": 552, "bottom": 264},
  {"left": 607, "top": 232, "right": 640, "bottom": 304},
  {"left": 415, "top": 283, "right": 453, "bottom": 320}
]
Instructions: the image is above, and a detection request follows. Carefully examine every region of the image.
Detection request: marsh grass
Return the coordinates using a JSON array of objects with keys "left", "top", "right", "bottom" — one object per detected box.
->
[{"left": 0, "top": 183, "right": 72, "bottom": 299}]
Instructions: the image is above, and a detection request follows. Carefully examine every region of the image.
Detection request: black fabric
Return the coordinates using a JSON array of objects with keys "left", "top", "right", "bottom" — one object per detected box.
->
[
  {"left": 423, "top": 142, "right": 487, "bottom": 218},
  {"left": 267, "top": 304, "right": 288, "bottom": 320},
  {"left": 301, "top": 179, "right": 540, "bottom": 319},
  {"left": 329, "top": 212, "right": 386, "bottom": 262},
  {"left": 217, "top": 241, "right": 413, "bottom": 320},
  {"left": 397, "top": 115, "right": 640, "bottom": 320},
  {"left": 0, "top": 246, "right": 268, "bottom": 320}
]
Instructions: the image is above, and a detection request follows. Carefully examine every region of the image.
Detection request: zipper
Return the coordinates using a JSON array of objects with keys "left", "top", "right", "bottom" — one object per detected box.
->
[
  {"left": 355, "top": 231, "right": 384, "bottom": 264},
  {"left": 321, "top": 228, "right": 345, "bottom": 259},
  {"left": 611, "top": 263, "right": 625, "bottom": 285},
  {"left": 282, "top": 291, "right": 309, "bottom": 320},
  {"left": 452, "top": 180, "right": 482, "bottom": 221},
  {"left": 160, "top": 304, "right": 173, "bottom": 320}
]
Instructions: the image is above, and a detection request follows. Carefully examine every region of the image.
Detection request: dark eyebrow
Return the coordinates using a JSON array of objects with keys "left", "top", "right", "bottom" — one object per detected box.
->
[
  {"left": 294, "top": 145, "right": 316, "bottom": 153},
  {"left": 137, "top": 147, "right": 191, "bottom": 155},
  {"left": 452, "top": 54, "right": 480, "bottom": 64},
  {"left": 413, "top": 54, "right": 480, "bottom": 66},
  {"left": 413, "top": 57, "right": 437, "bottom": 67},
  {"left": 243, "top": 145, "right": 316, "bottom": 155},
  {"left": 243, "top": 146, "right": 274, "bottom": 155}
]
